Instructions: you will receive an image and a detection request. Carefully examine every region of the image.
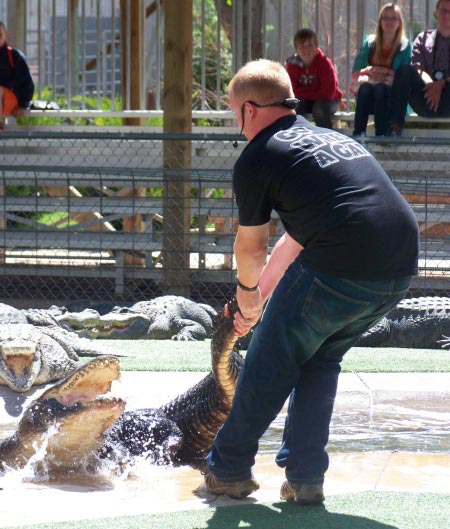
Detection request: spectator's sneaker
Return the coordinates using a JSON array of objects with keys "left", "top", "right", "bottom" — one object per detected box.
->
[
  {"left": 197, "top": 471, "right": 260, "bottom": 499},
  {"left": 386, "top": 123, "right": 402, "bottom": 137},
  {"left": 280, "top": 480, "right": 324, "bottom": 505}
]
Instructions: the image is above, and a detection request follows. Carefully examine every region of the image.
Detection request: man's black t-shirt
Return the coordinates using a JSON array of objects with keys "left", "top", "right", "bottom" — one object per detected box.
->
[{"left": 233, "top": 115, "right": 418, "bottom": 280}]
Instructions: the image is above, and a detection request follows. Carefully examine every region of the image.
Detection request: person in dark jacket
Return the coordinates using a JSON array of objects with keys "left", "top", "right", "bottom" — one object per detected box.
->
[
  {"left": 0, "top": 21, "right": 34, "bottom": 128},
  {"left": 285, "top": 28, "right": 342, "bottom": 129}
]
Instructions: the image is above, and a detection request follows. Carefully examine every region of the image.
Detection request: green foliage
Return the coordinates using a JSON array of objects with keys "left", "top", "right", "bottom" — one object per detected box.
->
[{"left": 35, "top": 212, "right": 77, "bottom": 229}]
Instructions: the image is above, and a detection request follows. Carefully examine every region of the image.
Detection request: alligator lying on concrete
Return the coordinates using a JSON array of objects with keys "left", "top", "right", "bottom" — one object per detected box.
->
[
  {"left": 356, "top": 296, "right": 450, "bottom": 349},
  {"left": 100, "top": 299, "right": 242, "bottom": 467},
  {"left": 0, "top": 322, "right": 109, "bottom": 392},
  {"left": 0, "top": 356, "right": 125, "bottom": 472},
  {"left": 237, "top": 296, "right": 450, "bottom": 351},
  {"left": 0, "top": 324, "right": 81, "bottom": 392},
  {"left": 58, "top": 296, "right": 218, "bottom": 341}
]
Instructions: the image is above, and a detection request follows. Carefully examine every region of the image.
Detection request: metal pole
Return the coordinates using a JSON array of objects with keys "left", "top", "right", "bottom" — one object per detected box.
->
[
  {"left": 330, "top": 0, "right": 335, "bottom": 63},
  {"left": 201, "top": 0, "right": 206, "bottom": 110},
  {"left": 126, "top": 0, "right": 131, "bottom": 110},
  {"left": 156, "top": 0, "right": 162, "bottom": 109},
  {"left": 141, "top": 0, "right": 146, "bottom": 110},
  {"left": 67, "top": 2, "right": 71, "bottom": 107},
  {"left": 97, "top": 0, "right": 102, "bottom": 109},
  {"left": 216, "top": 1, "right": 221, "bottom": 109},
  {"left": 81, "top": 0, "right": 86, "bottom": 110},
  {"left": 111, "top": 0, "right": 116, "bottom": 109},
  {"left": 52, "top": 0, "right": 57, "bottom": 101},
  {"left": 346, "top": 0, "right": 351, "bottom": 111},
  {"left": 278, "top": 0, "right": 282, "bottom": 62},
  {"left": 38, "top": 0, "right": 42, "bottom": 99}
]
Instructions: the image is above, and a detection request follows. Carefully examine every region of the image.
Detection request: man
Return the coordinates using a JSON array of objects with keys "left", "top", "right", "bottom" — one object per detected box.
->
[
  {"left": 387, "top": 0, "right": 450, "bottom": 135},
  {"left": 0, "top": 21, "right": 34, "bottom": 129},
  {"left": 199, "top": 59, "right": 418, "bottom": 505}
]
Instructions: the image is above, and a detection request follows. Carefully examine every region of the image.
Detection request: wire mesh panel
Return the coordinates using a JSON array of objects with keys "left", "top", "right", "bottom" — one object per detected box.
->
[{"left": 0, "top": 131, "right": 448, "bottom": 308}]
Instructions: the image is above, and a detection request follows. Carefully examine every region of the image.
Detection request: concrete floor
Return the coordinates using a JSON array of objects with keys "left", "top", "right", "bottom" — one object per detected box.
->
[{"left": 1, "top": 371, "right": 450, "bottom": 527}]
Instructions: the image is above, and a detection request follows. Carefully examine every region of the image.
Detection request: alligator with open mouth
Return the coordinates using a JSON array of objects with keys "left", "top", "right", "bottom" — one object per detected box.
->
[
  {"left": 0, "top": 324, "right": 85, "bottom": 393},
  {"left": 0, "top": 301, "right": 242, "bottom": 472},
  {"left": 0, "top": 356, "right": 125, "bottom": 472}
]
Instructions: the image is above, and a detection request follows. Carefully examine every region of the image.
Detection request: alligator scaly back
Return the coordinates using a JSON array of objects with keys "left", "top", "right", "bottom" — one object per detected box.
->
[{"left": 158, "top": 299, "right": 244, "bottom": 464}]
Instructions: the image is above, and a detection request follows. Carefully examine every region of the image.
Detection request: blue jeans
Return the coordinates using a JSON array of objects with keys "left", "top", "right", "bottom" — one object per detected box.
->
[
  {"left": 353, "top": 82, "right": 391, "bottom": 136},
  {"left": 296, "top": 99, "right": 339, "bottom": 129},
  {"left": 389, "top": 64, "right": 450, "bottom": 128},
  {"left": 206, "top": 260, "right": 411, "bottom": 484}
]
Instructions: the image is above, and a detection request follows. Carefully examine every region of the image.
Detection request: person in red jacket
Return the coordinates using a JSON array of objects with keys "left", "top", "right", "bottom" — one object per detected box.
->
[{"left": 285, "top": 28, "right": 342, "bottom": 129}]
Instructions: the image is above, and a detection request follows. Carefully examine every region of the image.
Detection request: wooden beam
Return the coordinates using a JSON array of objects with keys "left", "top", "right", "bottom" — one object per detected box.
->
[
  {"left": 7, "top": 0, "right": 26, "bottom": 52},
  {"left": 162, "top": 0, "right": 193, "bottom": 294},
  {"left": 120, "top": 0, "right": 145, "bottom": 126}
]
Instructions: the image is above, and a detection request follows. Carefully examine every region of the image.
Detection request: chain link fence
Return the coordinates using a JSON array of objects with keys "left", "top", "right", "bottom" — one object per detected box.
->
[{"left": 0, "top": 131, "right": 448, "bottom": 310}]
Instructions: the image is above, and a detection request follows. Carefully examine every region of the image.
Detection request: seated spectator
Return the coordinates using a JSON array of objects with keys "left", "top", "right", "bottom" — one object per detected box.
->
[
  {"left": 387, "top": 0, "right": 450, "bottom": 136},
  {"left": 0, "top": 21, "right": 34, "bottom": 129},
  {"left": 285, "top": 28, "right": 342, "bottom": 129},
  {"left": 351, "top": 3, "right": 411, "bottom": 137}
]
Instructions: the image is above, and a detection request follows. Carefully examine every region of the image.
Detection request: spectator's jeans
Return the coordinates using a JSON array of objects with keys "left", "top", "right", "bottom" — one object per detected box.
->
[
  {"left": 353, "top": 82, "right": 391, "bottom": 136},
  {"left": 206, "top": 260, "right": 411, "bottom": 485},
  {"left": 389, "top": 64, "right": 450, "bottom": 128},
  {"left": 296, "top": 98, "right": 339, "bottom": 129}
]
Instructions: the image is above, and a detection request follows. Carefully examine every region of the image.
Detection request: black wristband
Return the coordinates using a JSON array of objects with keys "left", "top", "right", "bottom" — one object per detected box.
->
[{"left": 236, "top": 278, "right": 259, "bottom": 292}]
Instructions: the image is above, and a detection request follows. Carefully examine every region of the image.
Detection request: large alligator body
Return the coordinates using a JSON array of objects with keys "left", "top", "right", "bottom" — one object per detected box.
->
[
  {"left": 0, "top": 356, "right": 125, "bottom": 472},
  {"left": 0, "top": 302, "right": 242, "bottom": 472},
  {"left": 101, "top": 300, "right": 243, "bottom": 467},
  {"left": 356, "top": 296, "right": 450, "bottom": 349},
  {"left": 237, "top": 296, "right": 450, "bottom": 351},
  {"left": 58, "top": 296, "right": 218, "bottom": 341}
]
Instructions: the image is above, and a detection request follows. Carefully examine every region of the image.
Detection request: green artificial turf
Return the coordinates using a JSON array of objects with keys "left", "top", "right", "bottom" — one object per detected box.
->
[
  {"left": 89, "top": 339, "right": 450, "bottom": 373},
  {"left": 11, "top": 492, "right": 450, "bottom": 529}
]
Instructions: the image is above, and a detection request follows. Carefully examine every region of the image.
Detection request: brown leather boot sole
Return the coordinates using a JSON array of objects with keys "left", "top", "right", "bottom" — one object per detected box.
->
[
  {"left": 203, "top": 471, "right": 260, "bottom": 499},
  {"left": 280, "top": 480, "right": 324, "bottom": 505}
]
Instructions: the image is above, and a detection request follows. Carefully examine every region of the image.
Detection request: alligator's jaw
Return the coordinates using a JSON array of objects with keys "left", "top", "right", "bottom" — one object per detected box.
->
[
  {"left": 0, "top": 356, "right": 125, "bottom": 472},
  {"left": 43, "top": 398, "right": 126, "bottom": 469},
  {"left": 60, "top": 313, "right": 150, "bottom": 340}
]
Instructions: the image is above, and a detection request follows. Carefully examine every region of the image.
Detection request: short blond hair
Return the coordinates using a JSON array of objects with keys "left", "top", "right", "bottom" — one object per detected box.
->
[{"left": 228, "top": 59, "right": 294, "bottom": 105}]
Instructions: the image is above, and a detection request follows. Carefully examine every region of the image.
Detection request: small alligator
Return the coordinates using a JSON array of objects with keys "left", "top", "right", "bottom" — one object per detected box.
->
[
  {"left": 58, "top": 296, "right": 218, "bottom": 341},
  {"left": 0, "top": 324, "right": 81, "bottom": 392},
  {"left": 0, "top": 356, "right": 125, "bottom": 472},
  {"left": 356, "top": 296, "right": 450, "bottom": 349},
  {"left": 0, "top": 323, "right": 109, "bottom": 392},
  {"left": 101, "top": 299, "right": 242, "bottom": 467}
]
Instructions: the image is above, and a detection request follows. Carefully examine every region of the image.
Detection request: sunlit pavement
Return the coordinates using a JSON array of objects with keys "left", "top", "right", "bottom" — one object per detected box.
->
[{"left": 1, "top": 371, "right": 449, "bottom": 527}]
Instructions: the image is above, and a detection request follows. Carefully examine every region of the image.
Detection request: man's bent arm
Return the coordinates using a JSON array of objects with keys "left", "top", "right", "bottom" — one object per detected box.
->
[{"left": 259, "top": 232, "right": 303, "bottom": 302}]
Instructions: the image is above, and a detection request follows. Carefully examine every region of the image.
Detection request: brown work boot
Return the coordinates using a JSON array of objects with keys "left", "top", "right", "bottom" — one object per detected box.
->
[
  {"left": 280, "top": 480, "right": 324, "bottom": 505},
  {"left": 200, "top": 471, "right": 260, "bottom": 499}
]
